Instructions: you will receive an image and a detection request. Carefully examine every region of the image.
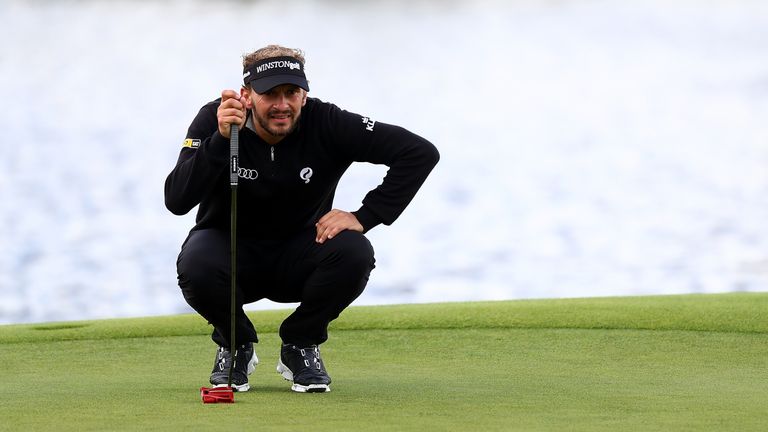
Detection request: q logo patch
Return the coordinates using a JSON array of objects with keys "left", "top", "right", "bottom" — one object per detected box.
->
[{"left": 300, "top": 167, "right": 313, "bottom": 184}]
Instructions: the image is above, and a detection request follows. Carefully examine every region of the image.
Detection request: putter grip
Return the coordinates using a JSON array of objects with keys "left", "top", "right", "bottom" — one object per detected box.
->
[{"left": 229, "top": 124, "right": 239, "bottom": 186}]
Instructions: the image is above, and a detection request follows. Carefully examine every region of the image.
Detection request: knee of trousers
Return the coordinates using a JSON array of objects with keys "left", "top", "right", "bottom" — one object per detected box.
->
[
  {"left": 176, "top": 247, "right": 228, "bottom": 311},
  {"left": 323, "top": 230, "right": 376, "bottom": 275}
]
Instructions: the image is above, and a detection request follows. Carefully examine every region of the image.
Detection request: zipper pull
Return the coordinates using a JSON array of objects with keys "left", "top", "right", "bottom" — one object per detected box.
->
[{"left": 270, "top": 146, "right": 275, "bottom": 161}]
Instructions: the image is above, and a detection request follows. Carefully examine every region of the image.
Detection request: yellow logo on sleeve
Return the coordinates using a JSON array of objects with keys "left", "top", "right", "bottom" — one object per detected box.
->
[{"left": 183, "top": 139, "right": 201, "bottom": 148}]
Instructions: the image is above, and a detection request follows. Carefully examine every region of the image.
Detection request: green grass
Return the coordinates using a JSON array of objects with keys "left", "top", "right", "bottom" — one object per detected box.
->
[{"left": 1, "top": 293, "right": 767, "bottom": 431}]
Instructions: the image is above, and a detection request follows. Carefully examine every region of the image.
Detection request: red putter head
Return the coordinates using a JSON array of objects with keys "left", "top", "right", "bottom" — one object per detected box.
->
[{"left": 200, "top": 386, "right": 235, "bottom": 403}]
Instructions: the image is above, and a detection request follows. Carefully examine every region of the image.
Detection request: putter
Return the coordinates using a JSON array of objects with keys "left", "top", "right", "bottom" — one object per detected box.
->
[{"left": 200, "top": 123, "right": 239, "bottom": 404}]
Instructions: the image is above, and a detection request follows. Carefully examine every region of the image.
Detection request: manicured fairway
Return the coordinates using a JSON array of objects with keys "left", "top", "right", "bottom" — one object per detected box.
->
[{"left": 1, "top": 293, "right": 766, "bottom": 431}]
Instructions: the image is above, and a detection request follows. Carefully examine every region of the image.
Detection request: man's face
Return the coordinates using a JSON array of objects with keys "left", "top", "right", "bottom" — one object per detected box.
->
[{"left": 244, "top": 84, "right": 307, "bottom": 144}]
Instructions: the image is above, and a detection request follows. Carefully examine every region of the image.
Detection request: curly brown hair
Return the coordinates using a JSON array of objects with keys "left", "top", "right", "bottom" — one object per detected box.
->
[{"left": 242, "top": 45, "right": 306, "bottom": 69}]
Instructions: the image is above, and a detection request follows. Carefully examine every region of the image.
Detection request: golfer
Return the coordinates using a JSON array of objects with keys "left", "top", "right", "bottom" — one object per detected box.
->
[{"left": 164, "top": 45, "right": 439, "bottom": 393}]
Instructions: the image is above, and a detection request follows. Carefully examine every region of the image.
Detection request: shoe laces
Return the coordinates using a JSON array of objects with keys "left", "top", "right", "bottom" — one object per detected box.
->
[
  {"left": 285, "top": 345, "right": 323, "bottom": 371},
  {"left": 299, "top": 346, "right": 322, "bottom": 370},
  {"left": 216, "top": 346, "right": 228, "bottom": 371},
  {"left": 217, "top": 344, "right": 251, "bottom": 371}
]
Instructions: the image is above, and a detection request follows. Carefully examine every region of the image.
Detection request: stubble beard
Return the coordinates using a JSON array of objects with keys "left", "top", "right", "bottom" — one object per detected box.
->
[{"left": 255, "top": 108, "right": 300, "bottom": 138}]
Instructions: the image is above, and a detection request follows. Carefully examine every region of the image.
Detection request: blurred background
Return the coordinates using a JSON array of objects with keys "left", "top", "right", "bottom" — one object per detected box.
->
[{"left": 1, "top": 0, "right": 767, "bottom": 324}]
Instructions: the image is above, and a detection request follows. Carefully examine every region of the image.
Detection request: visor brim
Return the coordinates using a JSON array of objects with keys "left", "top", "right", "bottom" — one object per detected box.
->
[{"left": 248, "top": 75, "right": 309, "bottom": 93}]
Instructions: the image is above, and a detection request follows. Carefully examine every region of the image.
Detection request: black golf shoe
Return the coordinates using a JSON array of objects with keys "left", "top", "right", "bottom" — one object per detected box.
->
[
  {"left": 209, "top": 342, "right": 258, "bottom": 392},
  {"left": 276, "top": 344, "right": 331, "bottom": 393}
]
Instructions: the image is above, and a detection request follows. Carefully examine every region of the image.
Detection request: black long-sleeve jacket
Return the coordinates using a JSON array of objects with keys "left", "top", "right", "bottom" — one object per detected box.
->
[{"left": 164, "top": 97, "right": 439, "bottom": 240}]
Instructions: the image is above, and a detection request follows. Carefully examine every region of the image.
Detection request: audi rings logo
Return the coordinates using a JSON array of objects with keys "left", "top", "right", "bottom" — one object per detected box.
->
[{"left": 238, "top": 167, "right": 259, "bottom": 180}]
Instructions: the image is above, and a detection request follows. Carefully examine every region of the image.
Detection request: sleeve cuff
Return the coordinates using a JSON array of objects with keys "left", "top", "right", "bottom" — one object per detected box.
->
[{"left": 352, "top": 206, "right": 382, "bottom": 233}]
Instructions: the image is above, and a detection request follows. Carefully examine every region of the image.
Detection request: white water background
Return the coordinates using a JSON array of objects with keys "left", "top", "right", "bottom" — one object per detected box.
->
[{"left": 1, "top": 0, "right": 767, "bottom": 324}]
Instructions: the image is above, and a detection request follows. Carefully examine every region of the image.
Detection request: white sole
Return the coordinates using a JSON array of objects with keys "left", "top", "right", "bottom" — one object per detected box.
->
[
  {"left": 276, "top": 358, "right": 330, "bottom": 393},
  {"left": 213, "top": 382, "right": 249, "bottom": 392}
]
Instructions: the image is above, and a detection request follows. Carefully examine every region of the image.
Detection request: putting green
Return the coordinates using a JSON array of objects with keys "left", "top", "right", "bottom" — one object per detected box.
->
[{"left": 1, "top": 293, "right": 766, "bottom": 431}]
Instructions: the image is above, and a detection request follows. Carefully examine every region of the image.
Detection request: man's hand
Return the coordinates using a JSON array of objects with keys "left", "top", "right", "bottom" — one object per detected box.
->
[
  {"left": 217, "top": 90, "right": 246, "bottom": 138},
  {"left": 315, "top": 209, "right": 364, "bottom": 244}
]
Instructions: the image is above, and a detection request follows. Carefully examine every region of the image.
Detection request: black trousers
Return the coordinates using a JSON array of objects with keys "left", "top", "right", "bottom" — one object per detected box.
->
[{"left": 176, "top": 227, "right": 375, "bottom": 348}]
